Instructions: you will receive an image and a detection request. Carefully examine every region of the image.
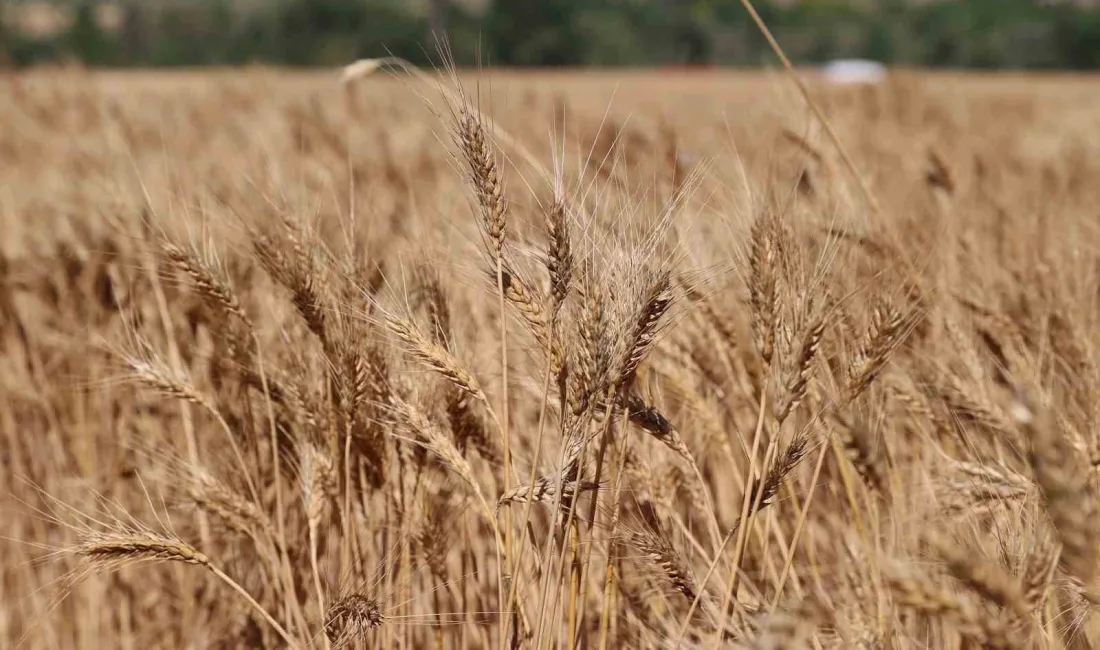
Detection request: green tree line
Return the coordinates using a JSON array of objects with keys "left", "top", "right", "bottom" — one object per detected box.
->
[{"left": 1, "top": 0, "right": 1097, "bottom": 69}]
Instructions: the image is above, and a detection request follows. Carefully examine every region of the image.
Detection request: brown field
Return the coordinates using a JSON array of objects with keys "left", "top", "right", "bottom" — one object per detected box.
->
[{"left": 3, "top": 66, "right": 1100, "bottom": 649}]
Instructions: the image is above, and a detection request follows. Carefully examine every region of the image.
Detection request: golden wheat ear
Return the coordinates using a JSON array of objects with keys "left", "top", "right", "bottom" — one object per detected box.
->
[
  {"left": 1015, "top": 395, "right": 1100, "bottom": 591},
  {"left": 71, "top": 529, "right": 299, "bottom": 648},
  {"left": 324, "top": 593, "right": 385, "bottom": 648}
]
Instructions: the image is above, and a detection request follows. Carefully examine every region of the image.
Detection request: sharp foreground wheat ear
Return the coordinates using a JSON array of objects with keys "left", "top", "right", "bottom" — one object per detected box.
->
[
  {"left": 161, "top": 240, "right": 254, "bottom": 332},
  {"left": 748, "top": 209, "right": 787, "bottom": 368},
  {"left": 325, "top": 594, "right": 384, "bottom": 648},
  {"left": 618, "top": 269, "right": 674, "bottom": 391},
  {"left": 457, "top": 107, "right": 508, "bottom": 260},
  {"left": 384, "top": 313, "right": 487, "bottom": 404},
  {"left": 545, "top": 196, "right": 574, "bottom": 314},
  {"left": 626, "top": 519, "right": 698, "bottom": 604},
  {"left": 78, "top": 531, "right": 210, "bottom": 567}
]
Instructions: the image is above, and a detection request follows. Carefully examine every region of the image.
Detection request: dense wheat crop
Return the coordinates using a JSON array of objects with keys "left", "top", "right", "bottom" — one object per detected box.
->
[{"left": 3, "top": 64, "right": 1100, "bottom": 649}]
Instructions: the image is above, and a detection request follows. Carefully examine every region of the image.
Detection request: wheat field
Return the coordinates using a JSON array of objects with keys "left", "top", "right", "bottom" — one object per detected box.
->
[{"left": 2, "top": 65, "right": 1100, "bottom": 649}]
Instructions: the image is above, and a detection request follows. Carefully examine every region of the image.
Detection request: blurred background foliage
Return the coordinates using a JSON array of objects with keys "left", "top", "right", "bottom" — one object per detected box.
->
[{"left": 0, "top": 0, "right": 1097, "bottom": 69}]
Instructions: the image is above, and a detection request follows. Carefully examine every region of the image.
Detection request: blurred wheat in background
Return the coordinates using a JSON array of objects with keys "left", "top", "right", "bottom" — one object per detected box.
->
[{"left": 2, "top": 58, "right": 1100, "bottom": 649}]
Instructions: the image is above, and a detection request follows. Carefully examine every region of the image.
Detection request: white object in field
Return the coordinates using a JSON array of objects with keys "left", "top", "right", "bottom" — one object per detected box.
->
[
  {"left": 821, "top": 59, "right": 887, "bottom": 85},
  {"left": 342, "top": 59, "right": 384, "bottom": 85}
]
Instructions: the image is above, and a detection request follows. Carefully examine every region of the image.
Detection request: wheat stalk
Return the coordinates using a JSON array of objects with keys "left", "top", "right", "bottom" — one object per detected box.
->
[{"left": 75, "top": 531, "right": 298, "bottom": 648}]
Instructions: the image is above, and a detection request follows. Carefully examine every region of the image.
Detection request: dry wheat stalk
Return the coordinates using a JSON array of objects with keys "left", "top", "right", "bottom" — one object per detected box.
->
[
  {"left": 446, "top": 389, "right": 498, "bottom": 462},
  {"left": 393, "top": 396, "right": 477, "bottom": 490},
  {"left": 124, "top": 354, "right": 216, "bottom": 414},
  {"left": 186, "top": 468, "right": 271, "bottom": 539},
  {"left": 300, "top": 442, "right": 336, "bottom": 528},
  {"left": 939, "top": 457, "right": 1032, "bottom": 506},
  {"left": 413, "top": 264, "right": 453, "bottom": 345},
  {"left": 751, "top": 597, "right": 823, "bottom": 650},
  {"left": 416, "top": 498, "right": 453, "bottom": 580},
  {"left": 926, "top": 149, "right": 956, "bottom": 196},
  {"left": 832, "top": 412, "right": 886, "bottom": 493},
  {"left": 390, "top": 396, "right": 503, "bottom": 548},
  {"left": 1022, "top": 534, "right": 1059, "bottom": 610},
  {"left": 74, "top": 530, "right": 297, "bottom": 648},
  {"left": 945, "top": 458, "right": 1032, "bottom": 493},
  {"left": 884, "top": 571, "right": 1019, "bottom": 650},
  {"left": 952, "top": 388, "right": 1015, "bottom": 437},
  {"left": 927, "top": 534, "right": 1030, "bottom": 619},
  {"left": 1015, "top": 398, "right": 1100, "bottom": 587}
]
